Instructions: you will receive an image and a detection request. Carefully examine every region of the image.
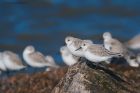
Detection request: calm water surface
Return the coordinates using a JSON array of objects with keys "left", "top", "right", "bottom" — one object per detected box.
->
[{"left": 0, "top": 0, "right": 140, "bottom": 76}]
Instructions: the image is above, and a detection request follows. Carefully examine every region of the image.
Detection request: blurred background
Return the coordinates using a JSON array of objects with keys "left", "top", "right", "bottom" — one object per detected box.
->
[{"left": 0, "top": 0, "right": 140, "bottom": 65}]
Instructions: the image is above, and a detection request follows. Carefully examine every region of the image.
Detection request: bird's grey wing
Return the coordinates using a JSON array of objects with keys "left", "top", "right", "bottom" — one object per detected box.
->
[
  {"left": 88, "top": 45, "right": 105, "bottom": 56},
  {"left": 29, "top": 52, "right": 47, "bottom": 64},
  {"left": 111, "top": 39, "right": 124, "bottom": 50},
  {"left": 45, "top": 56, "right": 56, "bottom": 65},
  {"left": 89, "top": 45, "right": 117, "bottom": 56},
  {"left": 83, "top": 40, "right": 93, "bottom": 44},
  {"left": 73, "top": 39, "right": 82, "bottom": 48},
  {"left": 10, "top": 53, "right": 23, "bottom": 65}
]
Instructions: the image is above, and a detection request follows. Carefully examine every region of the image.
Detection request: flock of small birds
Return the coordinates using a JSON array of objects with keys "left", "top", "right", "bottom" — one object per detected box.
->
[
  {"left": 0, "top": 32, "right": 140, "bottom": 74},
  {"left": 63, "top": 32, "right": 140, "bottom": 67}
]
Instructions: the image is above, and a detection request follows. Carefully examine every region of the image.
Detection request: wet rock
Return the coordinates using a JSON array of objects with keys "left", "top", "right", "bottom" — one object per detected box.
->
[{"left": 52, "top": 59, "right": 139, "bottom": 93}]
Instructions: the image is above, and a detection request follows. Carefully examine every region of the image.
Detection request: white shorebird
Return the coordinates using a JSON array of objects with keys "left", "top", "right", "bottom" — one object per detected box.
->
[
  {"left": 0, "top": 52, "right": 7, "bottom": 73},
  {"left": 45, "top": 55, "right": 60, "bottom": 71},
  {"left": 125, "top": 34, "right": 140, "bottom": 50},
  {"left": 103, "top": 32, "right": 139, "bottom": 67},
  {"left": 65, "top": 36, "right": 93, "bottom": 57},
  {"left": 23, "top": 45, "right": 55, "bottom": 68},
  {"left": 3, "top": 51, "right": 26, "bottom": 71},
  {"left": 76, "top": 42, "right": 121, "bottom": 63},
  {"left": 45, "top": 55, "right": 60, "bottom": 68},
  {"left": 60, "top": 46, "right": 79, "bottom": 66},
  {"left": 103, "top": 32, "right": 125, "bottom": 54}
]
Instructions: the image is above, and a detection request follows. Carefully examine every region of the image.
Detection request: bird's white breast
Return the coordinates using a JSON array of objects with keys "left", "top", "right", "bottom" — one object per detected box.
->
[
  {"left": 84, "top": 51, "right": 110, "bottom": 62},
  {"left": 62, "top": 54, "right": 77, "bottom": 66},
  {"left": 0, "top": 59, "right": 7, "bottom": 71},
  {"left": 67, "top": 44, "right": 84, "bottom": 57},
  {"left": 104, "top": 40, "right": 112, "bottom": 50}
]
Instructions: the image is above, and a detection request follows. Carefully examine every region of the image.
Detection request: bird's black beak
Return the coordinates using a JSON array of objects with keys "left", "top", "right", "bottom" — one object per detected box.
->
[{"left": 75, "top": 47, "right": 82, "bottom": 51}]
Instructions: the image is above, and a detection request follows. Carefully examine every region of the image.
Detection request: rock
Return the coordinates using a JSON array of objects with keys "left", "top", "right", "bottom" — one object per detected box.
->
[
  {"left": 0, "top": 59, "right": 139, "bottom": 93},
  {"left": 52, "top": 59, "right": 139, "bottom": 93},
  {"left": 0, "top": 67, "right": 68, "bottom": 93}
]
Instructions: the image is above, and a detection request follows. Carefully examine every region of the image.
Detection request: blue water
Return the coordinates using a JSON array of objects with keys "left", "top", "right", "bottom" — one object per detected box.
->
[{"left": 0, "top": 0, "right": 140, "bottom": 75}]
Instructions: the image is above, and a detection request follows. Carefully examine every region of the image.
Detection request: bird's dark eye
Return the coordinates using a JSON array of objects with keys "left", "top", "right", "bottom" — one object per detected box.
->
[
  {"left": 83, "top": 44, "right": 86, "bottom": 46},
  {"left": 67, "top": 39, "right": 70, "bottom": 42}
]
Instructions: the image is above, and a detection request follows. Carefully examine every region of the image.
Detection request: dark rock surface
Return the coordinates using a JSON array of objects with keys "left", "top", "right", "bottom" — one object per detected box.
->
[{"left": 52, "top": 59, "right": 140, "bottom": 93}]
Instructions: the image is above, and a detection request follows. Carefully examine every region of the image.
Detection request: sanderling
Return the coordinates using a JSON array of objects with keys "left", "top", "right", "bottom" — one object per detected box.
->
[
  {"left": 45, "top": 55, "right": 60, "bottom": 71},
  {"left": 103, "top": 32, "right": 139, "bottom": 67},
  {"left": 23, "top": 45, "right": 55, "bottom": 68},
  {"left": 103, "top": 32, "right": 125, "bottom": 55},
  {"left": 3, "top": 51, "right": 26, "bottom": 71},
  {"left": 60, "top": 46, "right": 79, "bottom": 66},
  {"left": 76, "top": 42, "right": 121, "bottom": 63},
  {"left": 0, "top": 52, "right": 7, "bottom": 72},
  {"left": 65, "top": 36, "right": 93, "bottom": 57},
  {"left": 125, "top": 34, "right": 140, "bottom": 50},
  {"left": 45, "top": 55, "right": 60, "bottom": 68}
]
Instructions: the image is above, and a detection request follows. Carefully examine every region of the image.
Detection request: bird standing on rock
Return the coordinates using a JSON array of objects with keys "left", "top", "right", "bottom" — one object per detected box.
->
[{"left": 103, "top": 32, "right": 139, "bottom": 67}]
